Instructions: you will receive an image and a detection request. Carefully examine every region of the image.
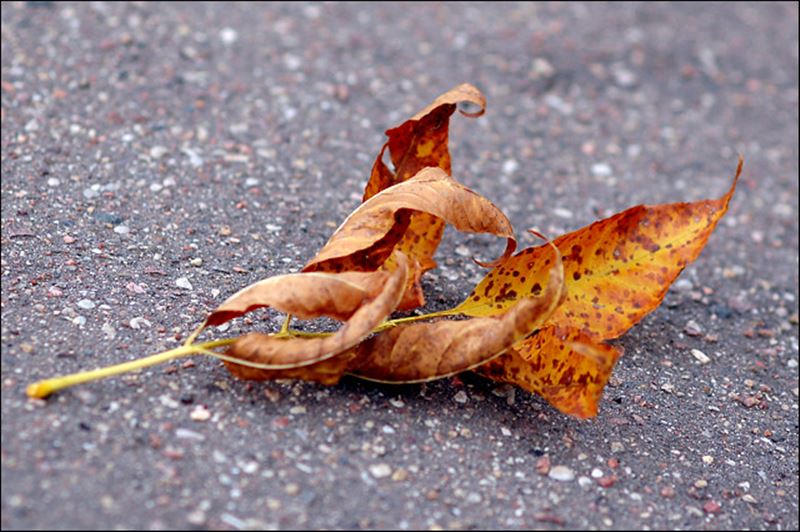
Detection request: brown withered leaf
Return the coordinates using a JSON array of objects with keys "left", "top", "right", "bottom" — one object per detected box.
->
[
  {"left": 477, "top": 326, "right": 622, "bottom": 419},
  {"left": 222, "top": 254, "right": 408, "bottom": 378},
  {"left": 348, "top": 253, "right": 563, "bottom": 383},
  {"left": 363, "top": 83, "right": 486, "bottom": 199},
  {"left": 206, "top": 270, "right": 391, "bottom": 327},
  {"left": 362, "top": 83, "right": 487, "bottom": 310},
  {"left": 304, "top": 166, "right": 516, "bottom": 274}
]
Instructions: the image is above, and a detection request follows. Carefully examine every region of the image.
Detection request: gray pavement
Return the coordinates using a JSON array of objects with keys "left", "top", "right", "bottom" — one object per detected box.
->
[{"left": 2, "top": 2, "right": 798, "bottom": 530}]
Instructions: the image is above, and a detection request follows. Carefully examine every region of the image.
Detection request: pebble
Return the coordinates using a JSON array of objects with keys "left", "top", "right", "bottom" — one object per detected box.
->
[
  {"left": 453, "top": 391, "right": 468, "bottom": 404},
  {"left": 129, "top": 316, "right": 151, "bottom": 329},
  {"left": 553, "top": 207, "right": 574, "bottom": 219},
  {"left": 190, "top": 258, "right": 203, "bottom": 267},
  {"left": 113, "top": 225, "right": 129, "bottom": 235},
  {"left": 455, "top": 245, "right": 471, "bottom": 257},
  {"left": 47, "top": 177, "right": 60, "bottom": 187},
  {"left": 502, "top": 159, "right": 519, "bottom": 175},
  {"left": 190, "top": 405, "right": 211, "bottom": 421},
  {"left": 684, "top": 320, "right": 703, "bottom": 336},
  {"left": 175, "top": 277, "right": 193, "bottom": 290},
  {"left": 219, "top": 28, "right": 238, "bottom": 45},
  {"left": 694, "top": 479, "right": 708, "bottom": 488},
  {"left": 691, "top": 348, "right": 711, "bottom": 364},
  {"left": 76, "top": 298, "right": 95, "bottom": 310},
  {"left": 391, "top": 468, "right": 408, "bottom": 481},
  {"left": 742, "top": 494, "right": 757, "bottom": 504},
  {"left": 149, "top": 146, "right": 168, "bottom": 159},
  {"left": 578, "top": 476, "right": 592, "bottom": 488},
  {"left": 289, "top": 405, "right": 306, "bottom": 415},
  {"left": 369, "top": 463, "right": 392, "bottom": 479},
  {"left": 702, "top": 455, "right": 714, "bottom": 464},
  {"left": 548, "top": 465, "right": 575, "bottom": 482},
  {"left": 101, "top": 322, "right": 116, "bottom": 340},
  {"left": 175, "top": 428, "right": 205, "bottom": 441},
  {"left": 591, "top": 162, "right": 612, "bottom": 177},
  {"left": 591, "top": 468, "right": 603, "bottom": 478},
  {"left": 535, "top": 456, "right": 551, "bottom": 476}
]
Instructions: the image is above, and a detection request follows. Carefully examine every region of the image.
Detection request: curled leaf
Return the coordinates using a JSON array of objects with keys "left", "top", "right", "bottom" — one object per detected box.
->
[
  {"left": 206, "top": 270, "right": 391, "bottom": 326},
  {"left": 362, "top": 83, "right": 486, "bottom": 310},
  {"left": 348, "top": 249, "right": 563, "bottom": 383},
  {"left": 455, "top": 158, "right": 742, "bottom": 342},
  {"left": 222, "top": 254, "right": 408, "bottom": 377},
  {"left": 304, "top": 167, "right": 516, "bottom": 274},
  {"left": 363, "top": 83, "right": 486, "bottom": 199},
  {"left": 477, "top": 326, "right": 622, "bottom": 419}
]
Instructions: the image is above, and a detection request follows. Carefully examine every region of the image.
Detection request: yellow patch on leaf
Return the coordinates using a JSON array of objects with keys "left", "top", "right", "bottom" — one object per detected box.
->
[{"left": 455, "top": 158, "right": 742, "bottom": 342}]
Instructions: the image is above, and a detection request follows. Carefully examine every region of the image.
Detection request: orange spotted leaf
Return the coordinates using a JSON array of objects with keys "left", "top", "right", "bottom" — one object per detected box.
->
[
  {"left": 477, "top": 326, "right": 622, "bottom": 419},
  {"left": 456, "top": 158, "right": 742, "bottom": 342}
]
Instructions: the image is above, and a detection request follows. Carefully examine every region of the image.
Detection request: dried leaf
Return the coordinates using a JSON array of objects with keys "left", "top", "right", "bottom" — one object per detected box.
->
[
  {"left": 348, "top": 251, "right": 564, "bottom": 383},
  {"left": 222, "top": 254, "right": 408, "bottom": 378},
  {"left": 363, "top": 83, "right": 486, "bottom": 199},
  {"left": 477, "top": 326, "right": 622, "bottom": 419},
  {"left": 206, "top": 270, "right": 392, "bottom": 326},
  {"left": 456, "top": 158, "right": 742, "bottom": 342},
  {"left": 304, "top": 167, "right": 515, "bottom": 274},
  {"left": 362, "top": 83, "right": 486, "bottom": 310}
]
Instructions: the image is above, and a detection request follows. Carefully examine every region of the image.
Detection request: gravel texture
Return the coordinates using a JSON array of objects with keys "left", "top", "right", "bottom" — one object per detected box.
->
[{"left": 2, "top": 2, "right": 798, "bottom": 530}]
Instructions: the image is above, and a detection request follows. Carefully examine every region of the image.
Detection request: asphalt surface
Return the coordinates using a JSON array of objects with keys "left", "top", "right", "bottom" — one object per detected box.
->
[{"left": 2, "top": 2, "right": 798, "bottom": 530}]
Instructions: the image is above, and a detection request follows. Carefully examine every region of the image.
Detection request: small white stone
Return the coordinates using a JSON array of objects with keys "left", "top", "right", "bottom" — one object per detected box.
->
[
  {"left": 113, "top": 225, "right": 129, "bottom": 235},
  {"left": 191, "top": 406, "right": 211, "bottom": 421},
  {"left": 702, "top": 455, "right": 714, "bottom": 465},
  {"left": 691, "top": 349, "right": 711, "bottom": 365},
  {"left": 77, "top": 298, "right": 96, "bottom": 310},
  {"left": 149, "top": 146, "right": 168, "bottom": 159},
  {"left": 176, "top": 428, "right": 206, "bottom": 441},
  {"left": 47, "top": 177, "right": 61, "bottom": 187},
  {"left": 190, "top": 257, "right": 203, "bottom": 267},
  {"left": 455, "top": 245, "right": 471, "bottom": 257},
  {"left": 289, "top": 405, "right": 306, "bottom": 415},
  {"left": 454, "top": 390, "right": 468, "bottom": 404},
  {"left": 591, "top": 468, "right": 603, "bottom": 478},
  {"left": 369, "top": 463, "right": 392, "bottom": 479},
  {"left": 502, "top": 159, "right": 519, "bottom": 175},
  {"left": 578, "top": 476, "right": 592, "bottom": 488},
  {"left": 176, "top": 277, "right": 193, "bottom": 290},
  {"left": 553, "top": 207, "right": 574, "bottom": 219},
  {"left": 129, "top": 316, "right": 151, "bottom": 329},
  {"left": 591, "top": 162, "right": 612, "bottom": 177},
  {"left": 548, "top": 465, "right": 575, "bottom": 482},
  {"left": 219, "top": 28, "right": 238, "bottom": 44}
]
